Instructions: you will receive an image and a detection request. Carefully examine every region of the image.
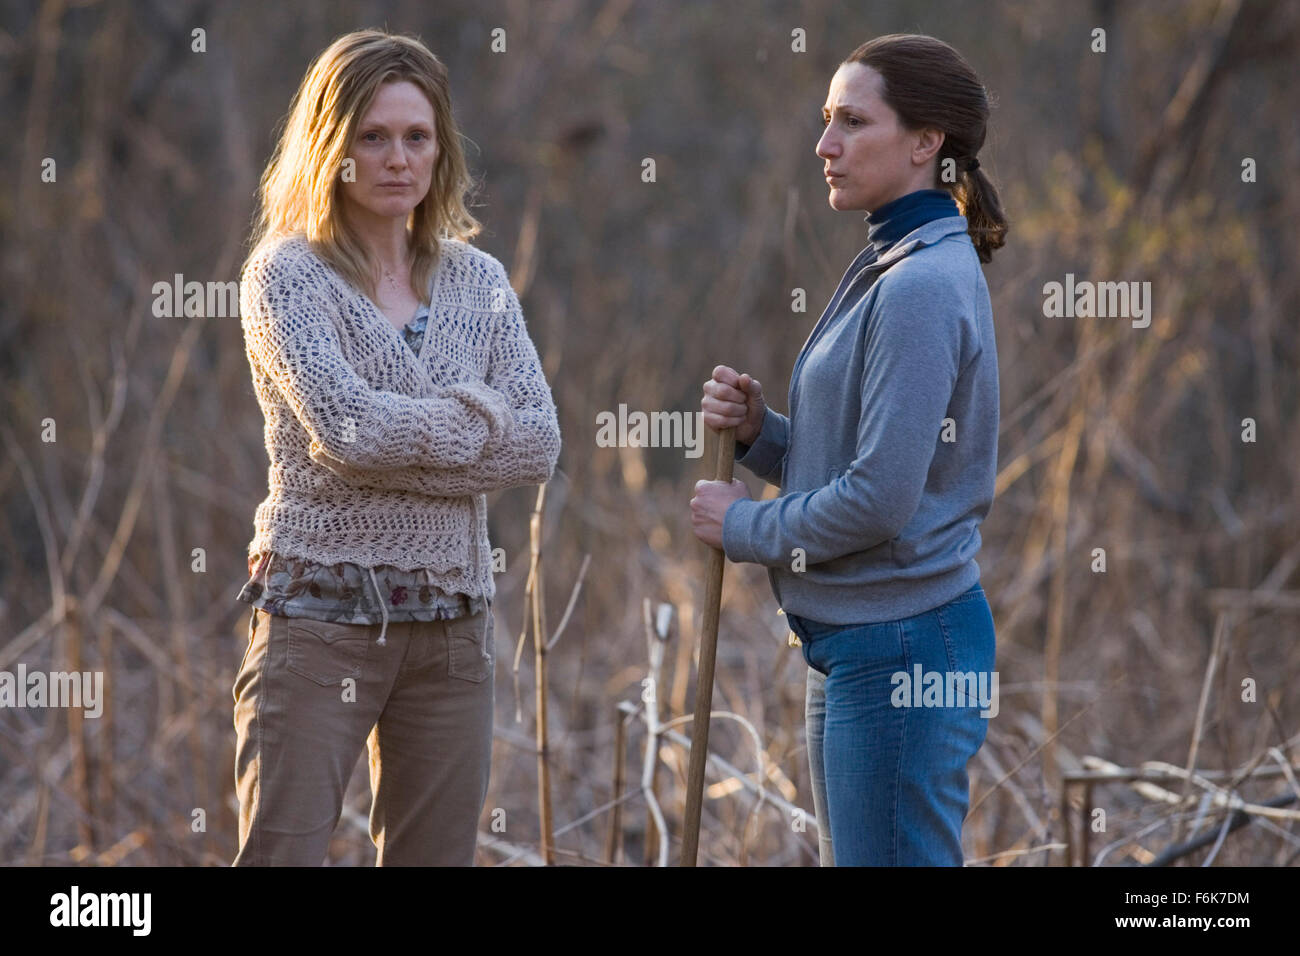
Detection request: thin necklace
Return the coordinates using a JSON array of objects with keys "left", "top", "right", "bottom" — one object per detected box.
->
[{"left": 380, "top": 249, "right": 412, "bottom": 290}]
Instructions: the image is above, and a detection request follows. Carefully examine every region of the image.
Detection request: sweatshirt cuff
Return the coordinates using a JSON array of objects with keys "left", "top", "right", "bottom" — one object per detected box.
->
[
  {"left": 735, "top": 407, "right": 788, "bottom": 477},
  {"left": 721, "top": 496, "right": 766, "bottom": 565}
]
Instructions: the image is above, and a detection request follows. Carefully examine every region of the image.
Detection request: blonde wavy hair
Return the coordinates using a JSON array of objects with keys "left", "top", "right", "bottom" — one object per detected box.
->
[{"left": 245, "top": 28, "right": 481, "bottom": 302}]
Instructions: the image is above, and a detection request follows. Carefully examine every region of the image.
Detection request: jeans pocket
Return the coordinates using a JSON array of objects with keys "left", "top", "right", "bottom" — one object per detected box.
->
[
  {"left": 934, "top": 591, "right": 997, "bottom": 712},
  {"left": 445, "top": 609, "right": 493, "bottom": 683},
  {"left": 285, "top": 617, "right": 372, "bottom": 687}
]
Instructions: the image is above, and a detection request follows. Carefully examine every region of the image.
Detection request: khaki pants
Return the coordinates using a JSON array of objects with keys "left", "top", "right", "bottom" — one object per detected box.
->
[{"left": 232, "top": 605, "right": 495, "bottom": 865}]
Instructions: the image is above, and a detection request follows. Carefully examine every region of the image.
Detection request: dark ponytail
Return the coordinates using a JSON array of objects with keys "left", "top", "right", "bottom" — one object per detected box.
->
[{"left": 843, "top": 34, "right": 1008, "bottom": 264}]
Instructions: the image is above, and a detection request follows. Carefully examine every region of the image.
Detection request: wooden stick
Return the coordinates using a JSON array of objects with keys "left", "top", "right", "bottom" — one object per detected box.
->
[
  {"left": 681, "top": 426, "right": 736, "bottom": 866},
  {"left": 530, "top": 484, "right": 554, "bottom": 865}
]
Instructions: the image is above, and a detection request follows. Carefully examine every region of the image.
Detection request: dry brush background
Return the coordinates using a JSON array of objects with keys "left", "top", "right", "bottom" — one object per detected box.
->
[{"left": 1, "top": 0, "right": 1298, "bottom": 865}]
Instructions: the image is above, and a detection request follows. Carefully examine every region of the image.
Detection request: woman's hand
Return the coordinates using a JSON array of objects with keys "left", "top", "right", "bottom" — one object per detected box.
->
[
  {"left": 701, "top": 365, "right": 766, "bottom": 446},
  {"left": 690, "top": 478, "right": 750, "bottom": 551}
]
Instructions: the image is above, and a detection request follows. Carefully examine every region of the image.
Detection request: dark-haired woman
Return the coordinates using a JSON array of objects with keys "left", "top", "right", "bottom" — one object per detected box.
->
[{"left": 693, "top": 34, "right": 1007, "bottom": 866}]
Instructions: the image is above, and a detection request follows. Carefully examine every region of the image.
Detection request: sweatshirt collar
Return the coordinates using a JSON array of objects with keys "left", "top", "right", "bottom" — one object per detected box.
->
[
  {"left": 862, "top": 214, "right": 970, "bottom": 273},
  {"left": 865, "top": 188, "right": 961, "bottom": 254},
  {"left": 791, "top": 214, "right": 970, "bottom": 385}
]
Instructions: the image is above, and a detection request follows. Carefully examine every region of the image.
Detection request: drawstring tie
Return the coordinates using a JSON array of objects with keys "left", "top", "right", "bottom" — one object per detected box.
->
[
  {"left": 367, "top": 563, "right": 490, "bottom": 657},
  {"left": 367, "top": 567, "right": 390, "bottom": 646}
]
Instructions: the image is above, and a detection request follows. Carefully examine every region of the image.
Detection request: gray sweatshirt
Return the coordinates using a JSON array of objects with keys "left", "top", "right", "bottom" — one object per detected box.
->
[{"left": 721, "top": 214, "right": 999, "bottom": 625}]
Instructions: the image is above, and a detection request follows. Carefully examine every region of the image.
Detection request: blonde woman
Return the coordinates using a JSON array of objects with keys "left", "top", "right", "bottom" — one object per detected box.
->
[{"left": 232, "top": 29, "right": 560, "bottom": 866}]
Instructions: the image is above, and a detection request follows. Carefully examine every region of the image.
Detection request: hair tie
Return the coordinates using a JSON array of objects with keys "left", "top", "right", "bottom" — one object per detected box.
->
[{"left": 964, "top": 156, "right": 980, "bottom": 173}]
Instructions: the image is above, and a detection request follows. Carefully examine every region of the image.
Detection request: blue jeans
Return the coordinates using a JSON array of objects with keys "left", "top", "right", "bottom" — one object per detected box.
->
[{"left": 791, "top": 582, "right": 996, "bottom": 866}]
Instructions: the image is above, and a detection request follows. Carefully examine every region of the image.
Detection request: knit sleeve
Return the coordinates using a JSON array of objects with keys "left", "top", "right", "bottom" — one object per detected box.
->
[
  {"left": 313, "top": 255, "right": 561, "bottom": 496},
  {"left": 475, "top": 256, "right": 562, "bottom": 483},
  {"left": 242, "top": 242, "right": 514, "bottom": 472}
]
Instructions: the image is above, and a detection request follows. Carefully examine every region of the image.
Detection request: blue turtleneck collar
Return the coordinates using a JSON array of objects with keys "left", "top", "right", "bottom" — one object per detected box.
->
[{"left": 865, "top": 188, "right": 960, "bottom": 255}]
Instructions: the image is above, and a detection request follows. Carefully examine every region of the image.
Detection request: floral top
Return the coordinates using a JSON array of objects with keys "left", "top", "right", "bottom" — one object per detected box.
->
[{"left": 237, "top": 302, "right": 483, "bottom": 624}]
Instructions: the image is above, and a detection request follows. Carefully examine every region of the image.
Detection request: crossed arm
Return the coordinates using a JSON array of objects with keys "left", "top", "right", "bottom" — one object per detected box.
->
[{"left": 244, "top": 251, "right": 560, "bottom": 499}]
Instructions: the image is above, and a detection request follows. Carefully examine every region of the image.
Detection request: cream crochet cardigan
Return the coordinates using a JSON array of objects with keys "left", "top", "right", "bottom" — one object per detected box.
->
[{"left": 240, "top": 231, "right": 561, "bottom": 603}]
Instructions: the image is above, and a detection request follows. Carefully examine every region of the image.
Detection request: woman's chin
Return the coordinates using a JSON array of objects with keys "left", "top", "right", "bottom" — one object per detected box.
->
[
  {"left": 374, "top": 201, "right": 419, "bottom": 220},
  {"left": 827, "top": 189, "right": 856, "bottom": 211},
  {"left": 346, "top": 196, "right": 419, "bottom": 223}
]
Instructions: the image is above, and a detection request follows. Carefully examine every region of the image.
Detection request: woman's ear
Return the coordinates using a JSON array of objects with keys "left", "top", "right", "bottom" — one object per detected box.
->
[{"left": 913, "top": 127, "right": 945, "bottom": 167}]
